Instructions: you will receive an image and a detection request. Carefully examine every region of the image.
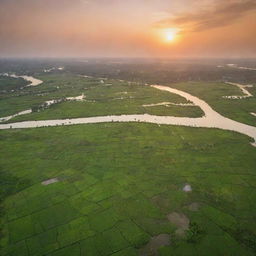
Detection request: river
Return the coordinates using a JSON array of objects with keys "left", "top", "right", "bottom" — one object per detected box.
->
[{"left": 0, "top": 84, "right": 255, "bottom": 146}]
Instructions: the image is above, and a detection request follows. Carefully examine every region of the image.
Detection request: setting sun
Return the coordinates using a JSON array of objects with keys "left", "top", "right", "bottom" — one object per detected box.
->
[
  {"left": 166, "top": 31, "right": 175, "bottom": 41},
  {"left": 164, "top": 28, "right": 179, "bottom": 42}
]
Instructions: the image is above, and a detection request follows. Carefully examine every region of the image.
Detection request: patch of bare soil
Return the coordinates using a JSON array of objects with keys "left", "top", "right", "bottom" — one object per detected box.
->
[
  {"left": 41, "top": 178, "right": 59, "bottom": 185},
  {"left": 187, "top": 202, "right": 200, "bottom": 211},
  {"left": 151, "top": 195, "right": 169, "bottom": 210},
  {"left": 139, "top": 234, "right": 171, "bottom": 256},
  {"left": 167, "top": 212, "right": 189, "bottom": 237}
]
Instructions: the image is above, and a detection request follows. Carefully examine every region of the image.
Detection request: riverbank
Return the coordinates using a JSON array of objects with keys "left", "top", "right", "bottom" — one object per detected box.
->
[{"left": 1, "top": 84, "right": 255, "bottom": 146}]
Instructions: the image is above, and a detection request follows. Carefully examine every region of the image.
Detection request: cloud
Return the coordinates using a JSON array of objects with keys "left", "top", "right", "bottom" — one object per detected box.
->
[{"left": 154, "top": 0, "right": 256, "bottom": 33}]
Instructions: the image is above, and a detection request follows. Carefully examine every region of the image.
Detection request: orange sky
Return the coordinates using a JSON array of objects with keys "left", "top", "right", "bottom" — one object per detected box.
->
[{"left": 0, "top": 0, "right": 255, "bottom": 58}]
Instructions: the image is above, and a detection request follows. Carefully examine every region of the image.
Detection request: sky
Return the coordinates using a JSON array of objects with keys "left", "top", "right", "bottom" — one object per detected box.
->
[{"left": 0, "top": 0, "right": 255, "bottom": 58}]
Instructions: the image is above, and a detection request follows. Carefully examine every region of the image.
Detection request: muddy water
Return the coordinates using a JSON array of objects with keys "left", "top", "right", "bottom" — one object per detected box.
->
[
  {"left": 0, "top": 110, "right": 32, "bottom": 122},
  {"left": 0, "top": 84, "right": 255, "bottom": 146},
  {"left": 19, "top": 75, "right": 43, "bottom": 86},
  {"left": 1, "top": 73, "right": 43, "bottom": 87},
  {"left": 0, "top": 94, "right": 86, "bottom": 123},
  {"left": 66, "top": 94, "right": 85, "bottom": 101},
  {"left": 143, "top": 102, "right": 195, "bottom": 107},
  {"left": 223, "top": 82, "right": 253, "bottom": 99}
]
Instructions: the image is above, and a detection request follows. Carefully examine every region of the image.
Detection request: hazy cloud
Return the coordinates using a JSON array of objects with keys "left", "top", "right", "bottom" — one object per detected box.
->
[
  {"left": 154, "top": 0, "right": 256, "bottom": 32},
  {"left": 0, "top": 0, "right": 255, "bottom": 57}
]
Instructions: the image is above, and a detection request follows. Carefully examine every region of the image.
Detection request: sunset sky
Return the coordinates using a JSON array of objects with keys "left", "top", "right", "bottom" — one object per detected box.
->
[{"left": 0, "top": 0, "right": 256, "bottom": 58}]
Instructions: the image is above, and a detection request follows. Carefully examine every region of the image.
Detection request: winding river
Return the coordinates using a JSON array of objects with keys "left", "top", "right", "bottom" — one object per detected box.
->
[
  {"left": 0, "top": 84, "right": 256, "bottom": 146},
  {"left": 0, "top": 94, "right": 85, "bottom": 122},
  {"left": 223, "top": 82, "right": 253, "bottom": 99}
]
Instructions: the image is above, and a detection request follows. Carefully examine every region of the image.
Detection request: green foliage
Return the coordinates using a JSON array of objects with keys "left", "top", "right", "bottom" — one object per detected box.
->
[
  {"left": 233, "top": 229, "right": 256, "bottom": 253},
  {"left": 0, "top": 170, "right": 30, "bottom": 204},
  {"left": 0, "top": 76, "right": 27, "bottom": 93},
  {"left": 117, "top": 219, "right": 150, "bottom": 248},
  {"left": 171, "top": 81, "right": 256, "bottom": 126},
  {"left": 1, "top": 74, "right": 203, "bottom": 122},
  {"left": 0, "top": 170, "right": 31, "bottom": 253},
  {"left": 0, "top": 69, "right": 255, "bottom": 255},
  {"left": 186, "top": 222, "right": 205, "bottom": 243},
  {"left": 50, "top": 243, "right": 80, "bottom": 256}
]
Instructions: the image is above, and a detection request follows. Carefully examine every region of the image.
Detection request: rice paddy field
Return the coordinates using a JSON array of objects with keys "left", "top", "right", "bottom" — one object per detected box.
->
[{"left": 0, "top": 68, "right": 256, "bottom": 256}]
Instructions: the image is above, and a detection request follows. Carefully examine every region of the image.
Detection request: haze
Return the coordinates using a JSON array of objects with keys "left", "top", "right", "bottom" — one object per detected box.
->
[{"left": 0, "top": 0, "right": 256, "bottom": 58}]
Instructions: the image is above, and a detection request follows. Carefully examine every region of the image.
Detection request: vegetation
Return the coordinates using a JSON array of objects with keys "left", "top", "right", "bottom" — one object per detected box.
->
[
  {"left": 0, "top": 76, "right": 27, "bottom": 94},
  {"left": 186, "top": 222, "right": 204, "bottom": 243},
  {"left": 1, "top": 74, "right": 203, "bottom": 122},
  {"left": 0, "top": 123, "right": 255, "bottom": 255},
  {"left": 0, "top": 60, "right": 255, "bottom": 255},
  {"left": 169, "top": 81, "right": 256, "bottom": 126}
]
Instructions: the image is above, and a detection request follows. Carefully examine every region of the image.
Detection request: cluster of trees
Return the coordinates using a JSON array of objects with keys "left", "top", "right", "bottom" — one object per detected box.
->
[
  {"left": 66, "top": 60, "right": 256, "bottom": 84},
  {"left": 0, "top": 77, "right": 27, "bottom": 93}
]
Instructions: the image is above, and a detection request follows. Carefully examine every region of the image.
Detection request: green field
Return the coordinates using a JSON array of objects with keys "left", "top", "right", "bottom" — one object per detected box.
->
[
  {"left": 1, "top": 74, "right": 203, "bottom": 122},
  {"left": 0, "top": 76, "right": 27, "bottom": 94},
  {"left": 1, "top": 73, "right": 255, "bottom": 126},
  {"left": 168, "top": 81, "right": 256, "bottom": 126},
  {"left": 0, "top": 72, "right": 256, "bottom": 256}
]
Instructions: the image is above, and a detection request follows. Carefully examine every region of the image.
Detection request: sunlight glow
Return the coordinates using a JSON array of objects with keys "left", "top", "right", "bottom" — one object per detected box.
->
[
  {"left": 166, "top": 31, "right": 175, "bottom": 41},
  {"left": 163, "top": 28, "right": 179, "bottom": 42}
]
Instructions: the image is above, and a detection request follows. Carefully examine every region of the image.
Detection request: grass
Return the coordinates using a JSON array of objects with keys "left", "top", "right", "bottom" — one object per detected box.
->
[
  {"left": 0, "top": 76, "right": 27, "bottom": 93},
  {"left": 0, "top": 71, "right": 256, "bottom": 255},
  {"left": 168, "top": 81, "right": 256, "bottom": 126},
  {"left": 1, "top": 73, "right": 203, "bottom": 121},
  {"left": 0, "top": 122, "right": 256, "bottom": 255},
  {"left": 2, "top": 74, "right": 255, "bottom": 126}
]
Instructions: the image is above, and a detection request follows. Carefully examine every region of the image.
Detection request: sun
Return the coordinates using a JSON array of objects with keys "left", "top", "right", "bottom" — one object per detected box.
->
[
  {"left": 166, "top": 31, "right": 175, "bottom": 41},
  {"left": 163, "top": 28, "right": 179, "bottom": 42}
]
